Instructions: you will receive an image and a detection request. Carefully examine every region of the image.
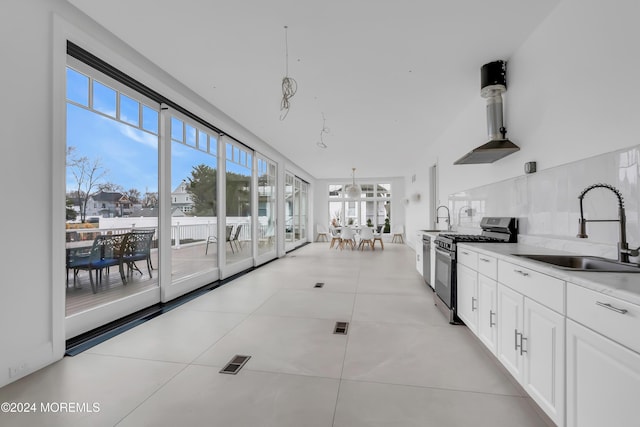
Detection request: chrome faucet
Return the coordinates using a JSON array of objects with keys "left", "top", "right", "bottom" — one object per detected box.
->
[
  {"left": 577, "top": 183, "right": 639, "bottom": 263},
  {"left": 436, "top": 205, "right": 451, "bottom": 231}
]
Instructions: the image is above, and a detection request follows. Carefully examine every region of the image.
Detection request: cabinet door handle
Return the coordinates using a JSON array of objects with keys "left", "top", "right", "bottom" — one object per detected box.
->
[
  {"left": 489, "top": 310, "right": 496, "bottom": 327},
  {"left": 471, "top": 297, "right": 477, "bottom": 311},
  {"left": 520, "top": 336, "right": 528, "bottom": 356},
  {"left": 514, "top": 269, "right": 529, "bottom": 277},
  {"left": 480, "top": 258, "right": 491, "bottom": 263},
  {"left": 514, "top": 329, "right": 521, "bottom": 351},
  {"left": 461, "top": 251, "right": 469, "bottom": 255},
  {"left": 596, "top": 301, "right": 628, "bottom": 315}
]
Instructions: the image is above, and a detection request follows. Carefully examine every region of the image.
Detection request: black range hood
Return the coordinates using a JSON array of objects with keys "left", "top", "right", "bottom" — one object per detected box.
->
[{"left": 454, "top": 60, "right": 519, "bottom": 165}]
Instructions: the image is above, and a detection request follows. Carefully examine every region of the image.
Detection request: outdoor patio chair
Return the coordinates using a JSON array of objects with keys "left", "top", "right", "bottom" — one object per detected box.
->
[
  {"left": 225, "top": 224, "right": 236, "bottom": 253},
  {"left": 120, "top": 229, "right": 155, "bottom": 283},
  {"left": 229, "top": 224, "right": 243, "bottom": 252},
  {"left": 71, "top": 234, "right": 126, "bottom": 293},
  {"left": 205, "top": 235, "right": 217, "bottom": 254}
]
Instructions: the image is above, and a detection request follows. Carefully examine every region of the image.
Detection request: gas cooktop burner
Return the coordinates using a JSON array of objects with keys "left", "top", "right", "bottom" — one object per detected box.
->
[{"left": 439, "top": 234, "right": 504, "bottom": 243}]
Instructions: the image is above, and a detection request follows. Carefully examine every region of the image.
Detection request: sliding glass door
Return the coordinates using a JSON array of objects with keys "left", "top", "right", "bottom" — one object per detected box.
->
[
  {"left": 223, "top": 140, "right": 253, "bottom": 275},
  {"left": 63, "top": 47, "right": 300, "bottom": 338},
  {"left": 284, "top": 172, "right": 309, "bottom": 251},
  {"left": 165, "top": 110, "right": 220, "bottom": 299},
  {"left": 65, "top": 57, "right": 161, "bottom": 337},
  {"left": 256, "top": 155, "right": 277, "bottom": 264}
]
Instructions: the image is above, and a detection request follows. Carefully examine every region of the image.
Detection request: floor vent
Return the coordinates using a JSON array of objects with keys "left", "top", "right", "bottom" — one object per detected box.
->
[
  {"left": 314, "top": 282, "right": 325, "bottom": 288},
  {"left": 333, "top": 321, "right": 349, "bottom": 335},
  {"left": 219, "top": 355, "right": 251, "bottom": 375}
]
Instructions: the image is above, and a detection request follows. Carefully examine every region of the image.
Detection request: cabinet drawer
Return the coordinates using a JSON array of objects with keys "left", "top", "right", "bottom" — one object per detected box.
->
[
  {"left": 457, "top": 247, "right": 478, "bottom": 270},
  {"left": 567, "top": 283, "right": 640, "bottom": 354},
  {"left": 498, "top": 260, "right": 565, "bottom": 314},
  {"left": 477, "top": 254, "right": 497, "bottom": 280}
]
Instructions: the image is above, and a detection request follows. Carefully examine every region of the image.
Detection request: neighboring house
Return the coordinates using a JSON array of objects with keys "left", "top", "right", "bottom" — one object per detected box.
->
[
  {"left": 172, "top": 180, "right": 194, "bottom": 215},
  {"left": 85, "top": 191, "right": 133, "bottom": 218}
]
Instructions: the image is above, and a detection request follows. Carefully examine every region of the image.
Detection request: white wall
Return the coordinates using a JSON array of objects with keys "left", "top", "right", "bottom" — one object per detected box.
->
[
  {"left": 406, "top": 0, "right": 640, "bottom": 245},
  {"left": 0, "top": 0, "right": 314, "bottom": 388}
]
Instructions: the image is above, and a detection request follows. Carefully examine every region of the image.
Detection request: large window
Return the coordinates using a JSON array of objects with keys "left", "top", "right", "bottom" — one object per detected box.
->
[
  {"left": 63, "top": 44, "right": 291, "bottom": 337},
  {"left": 328, "top": 183, "right": 391, "bottom": 231}
]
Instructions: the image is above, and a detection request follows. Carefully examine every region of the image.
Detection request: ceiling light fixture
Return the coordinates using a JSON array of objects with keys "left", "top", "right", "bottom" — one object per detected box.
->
[
  {"left": 345, "top": 167, "right": 362, "bottom": 198},
  {"left": 317, "top": 113, "right": 329, "bottom": 148},
  {"left": 280, "top": 25, "right": 297, "bottom": 121}
]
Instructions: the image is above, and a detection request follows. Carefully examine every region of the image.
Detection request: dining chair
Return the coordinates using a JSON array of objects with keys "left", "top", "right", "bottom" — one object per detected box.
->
[
  {"left": 373, "top": 225, "right": 385, "bottom": 249},
  {"left": 339, "top": 226, "right": 356, "bottom": 250},
  {"left": 315, "top": 223, "right": 329, "bottom": 242},
  {"left": 391, "top": 224, "right": 405, "bottom": 243},
  {"left": 120, "top": 229, "right": 155, "bottom": 283},
  {"left": 358, "top": 226, "right": 375, "bottom": 250},
  {"left": 72, "top": 234, "right": 126, "bottom": 293},
  {"left": 329, "top": 226, "right": 341, "bottom": 249}
]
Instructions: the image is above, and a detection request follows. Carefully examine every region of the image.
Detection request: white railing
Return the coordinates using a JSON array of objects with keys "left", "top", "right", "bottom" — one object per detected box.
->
[{"left": 67, "top": 216, "right": 256, "bottom": 248}]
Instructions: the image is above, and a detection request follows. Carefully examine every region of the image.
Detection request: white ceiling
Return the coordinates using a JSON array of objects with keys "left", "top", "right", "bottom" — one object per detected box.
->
[{"left": 68, "top": 0, "right": 560, "bottom": 180}]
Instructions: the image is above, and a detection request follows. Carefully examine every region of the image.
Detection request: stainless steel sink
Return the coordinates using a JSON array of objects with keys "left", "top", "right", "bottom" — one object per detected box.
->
[{"left": 512, "top": 254, "right": 640, "bottom": 273}]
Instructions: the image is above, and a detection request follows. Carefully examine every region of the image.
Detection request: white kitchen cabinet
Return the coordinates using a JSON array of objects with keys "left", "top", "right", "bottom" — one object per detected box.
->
[
  {"left": 565, "top": 282, "right": 640, "bottom": 427},
  {"left": 477, "top": 274, "right": 497, "bottom": 354},
  {"left": 496, "top": 283, "right": 565, "bottom": 426},
  {"left": 522, "top": 297, "right": 565, "bottom": 425},
  {"left": 415, "top": 233, "right": 423, "bottom": 276},
  {"left": 456, "top": 263, "right": 478, "bottom": 334},
  {"left": 566, "top": 319, "right": 640, "bottom": 427},
  {"left": 496, "top": 283, "right": 524, "bottom": 379}
]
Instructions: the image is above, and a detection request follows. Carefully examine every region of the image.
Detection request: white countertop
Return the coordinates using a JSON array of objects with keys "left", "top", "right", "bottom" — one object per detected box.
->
[{"left": 458, "top": 242, "right": 640, "bottom": 306}]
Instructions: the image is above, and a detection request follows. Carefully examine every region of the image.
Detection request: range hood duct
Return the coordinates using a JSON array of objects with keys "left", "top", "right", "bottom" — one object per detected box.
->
[{"left": 454, "top": 60, "right": 519, "bottom": 165}]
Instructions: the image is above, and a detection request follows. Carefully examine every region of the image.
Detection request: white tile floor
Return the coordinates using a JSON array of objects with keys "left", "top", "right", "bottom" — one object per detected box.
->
[{"left": 0, "top": 243, "right": 552, "bottom": 426}]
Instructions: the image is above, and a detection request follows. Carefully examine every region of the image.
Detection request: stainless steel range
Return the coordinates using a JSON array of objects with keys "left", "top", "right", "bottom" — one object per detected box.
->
[{"left": 433, "top": 217, "right": 518, "bottom": 324}]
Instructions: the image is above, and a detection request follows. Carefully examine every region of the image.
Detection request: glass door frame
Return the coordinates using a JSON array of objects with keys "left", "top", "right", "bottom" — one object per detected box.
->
[
  {"left": 219, "top": 137, "right": 254, "bottom": 278},
  {"left": 254, "top": 153, "right": 278, "bottom": 266},
  {"left": 284, "top": 171, "right": 309, "bottom": 252},
  {"left": 159, "top": 106, "right": 221, "bottom": 302},
  {"left": 63, "top": 56, "right": 163, "bottom": 339}
]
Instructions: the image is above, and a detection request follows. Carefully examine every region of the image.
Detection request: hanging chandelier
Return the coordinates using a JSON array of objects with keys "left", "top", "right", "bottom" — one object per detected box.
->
[{"left": 345, "top": 167, "right": 362, "bottom": 198}]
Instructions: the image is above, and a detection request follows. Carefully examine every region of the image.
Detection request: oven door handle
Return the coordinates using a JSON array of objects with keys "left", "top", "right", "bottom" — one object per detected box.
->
[{"left": 434, "top": 247, "right": 453, "bottom": 257}]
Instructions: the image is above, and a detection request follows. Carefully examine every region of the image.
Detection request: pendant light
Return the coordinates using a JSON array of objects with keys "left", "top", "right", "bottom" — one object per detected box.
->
[{"left": 345, "top": 167, "right": 362, "bottom": 198}]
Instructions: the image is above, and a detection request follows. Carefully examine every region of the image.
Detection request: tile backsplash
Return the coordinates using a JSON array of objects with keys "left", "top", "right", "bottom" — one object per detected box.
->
[{"left": 449, "top": 145, "right": 640, "bottom": 259}]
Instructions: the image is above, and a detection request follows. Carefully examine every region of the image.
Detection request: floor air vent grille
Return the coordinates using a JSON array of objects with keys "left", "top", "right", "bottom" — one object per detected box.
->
[
  {"left": 314, "top": 282, "right": 325, "bottom": 288},
  {"left": 334, "top": 321, "right": 349, "bottom": 335},
  {"left": 219, "top": 355, "right": 251, "bottom": 375}
]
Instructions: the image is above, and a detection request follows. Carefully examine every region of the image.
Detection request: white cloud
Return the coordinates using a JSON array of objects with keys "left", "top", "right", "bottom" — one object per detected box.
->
[{"left": 120, "top": 125, "right": 158, "bottom": 148}]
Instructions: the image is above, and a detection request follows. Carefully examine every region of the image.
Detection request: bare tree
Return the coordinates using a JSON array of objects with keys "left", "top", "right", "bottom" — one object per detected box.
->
[
  {"left": 98, "top": 182, "right": 124, "bottom": 193},
  {"left": 143, "top": 191, "right": 158, "bottom": 208},
  {"left": 67, "top": 146, "right": 108, "bottom": 223},
  {"left": 125, "top": 188, "right": 142, "bottom": 204}
]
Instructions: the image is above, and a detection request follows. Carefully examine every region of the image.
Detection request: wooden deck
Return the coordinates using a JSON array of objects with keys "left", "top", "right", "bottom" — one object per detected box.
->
[{"left": 65, "top": 240, "right": 254, "bottom": 317}]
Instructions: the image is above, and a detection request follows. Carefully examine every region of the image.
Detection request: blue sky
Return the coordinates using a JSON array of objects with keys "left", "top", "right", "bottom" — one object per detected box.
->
[
  {"left": 66, "top": 67, "right": 251, "bottom": 197},
  {"left": 66, "top": 103, "right": 160, "bottom": 193}
]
